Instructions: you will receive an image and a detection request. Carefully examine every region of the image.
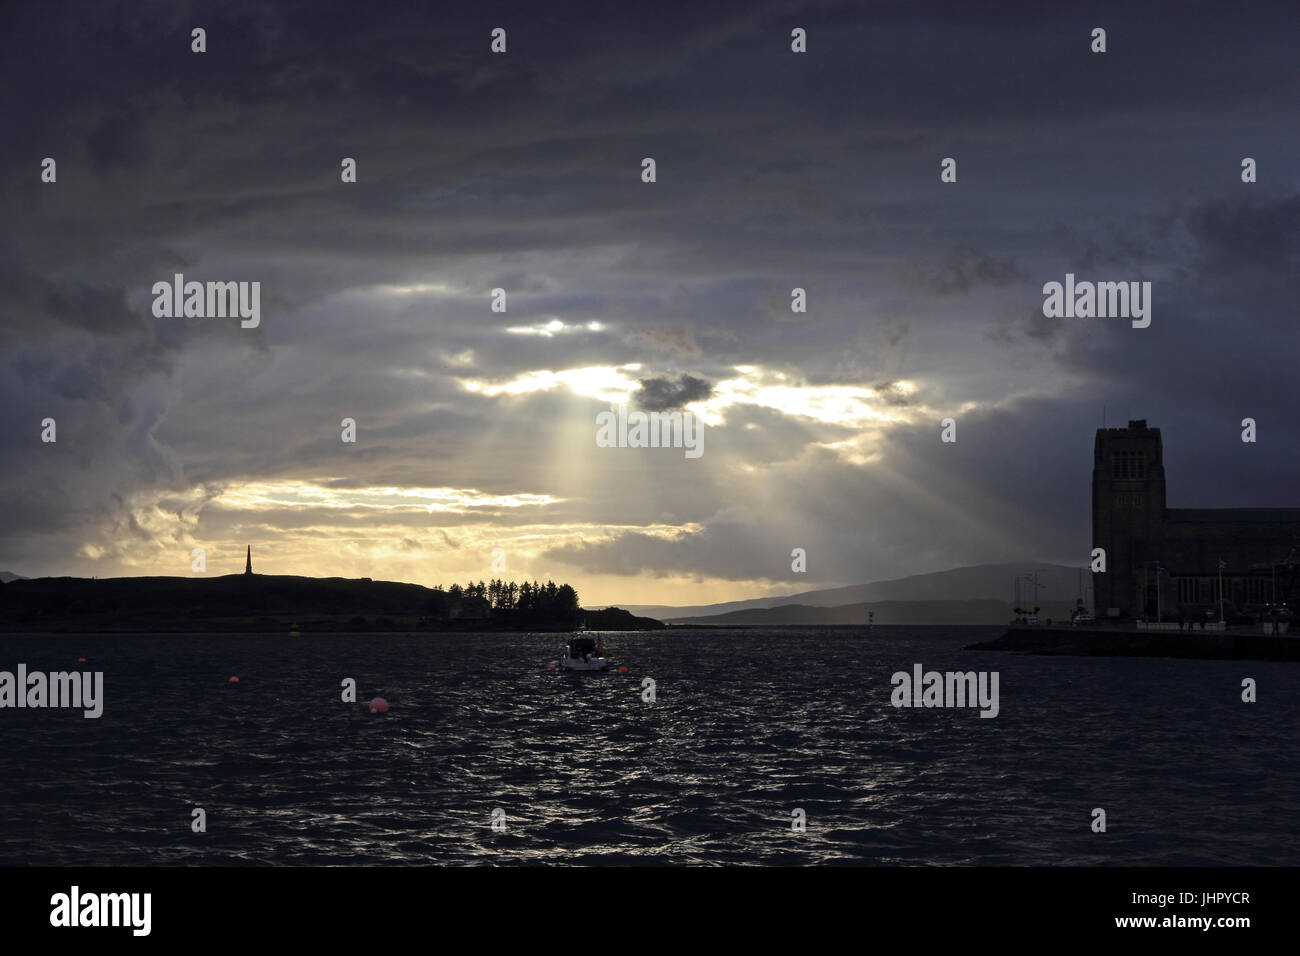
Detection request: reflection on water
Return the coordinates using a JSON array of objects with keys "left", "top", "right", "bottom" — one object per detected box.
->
[{"left": 0, "top": 627, "right": 1295, "bottom": 865}]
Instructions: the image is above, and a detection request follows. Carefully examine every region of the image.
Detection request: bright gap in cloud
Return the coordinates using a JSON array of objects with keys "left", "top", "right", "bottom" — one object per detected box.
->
[
  {"left": 506, "top": 318, "right": 605, "bottom": 337},
  {"left": 459, "top": 364, "right": 929, "bottom": 429},
  {"left": 460, "top": 365, "right": 643, "bottom": 403},
  {"left": 215, "top": 480, "right": 564, "bottom": 514}
]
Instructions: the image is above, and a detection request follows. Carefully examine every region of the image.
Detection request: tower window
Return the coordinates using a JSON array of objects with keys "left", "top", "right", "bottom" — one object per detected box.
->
[{"left": 1112, "top": 450, "right": 1147, "bottom": 480}]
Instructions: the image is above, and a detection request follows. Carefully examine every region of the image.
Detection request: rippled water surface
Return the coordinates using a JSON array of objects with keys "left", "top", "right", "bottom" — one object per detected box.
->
[{"left": 1, "top": 627, "right": 1296, "bottom": 865}]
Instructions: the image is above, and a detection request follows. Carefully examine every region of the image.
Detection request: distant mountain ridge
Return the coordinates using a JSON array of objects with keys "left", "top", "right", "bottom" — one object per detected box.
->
[
  {"left": 669, "top": 599, "right": 1083, "bottom": 626},
  {"left": 625, "top": 562, "right": 1088, "bottom": 621},
  {"left": 0, "top": 572, "right": 27, "bottom": 583}
]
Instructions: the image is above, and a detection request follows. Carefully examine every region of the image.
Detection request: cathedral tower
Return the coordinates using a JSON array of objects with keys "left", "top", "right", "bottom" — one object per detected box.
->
[{"left": 1092, "top": 420, "right": 1166, "bottom": 618}]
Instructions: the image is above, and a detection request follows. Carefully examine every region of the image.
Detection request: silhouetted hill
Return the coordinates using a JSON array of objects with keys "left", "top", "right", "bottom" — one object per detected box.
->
[
  {"left": 623, "top": 562, "right": 1088, "bottom": 620},
  {"left": 0, "top": 574, "right": 661, "bottom": 633},
  {"left": 0, "top": 572, "right": 26, "bottom": 584},
  {"left": 672, "top": 599, "right": 1082, "bottom": 626}
]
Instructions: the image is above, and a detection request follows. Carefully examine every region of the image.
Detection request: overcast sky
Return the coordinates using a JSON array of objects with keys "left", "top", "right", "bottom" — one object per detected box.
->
[{"left": 2, "top": 0, "right": 1297, "bottom": 605}]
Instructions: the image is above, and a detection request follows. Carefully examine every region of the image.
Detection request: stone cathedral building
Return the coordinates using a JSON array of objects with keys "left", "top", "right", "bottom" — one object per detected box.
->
[{"left": 1092, "top": 420, "right": 1300, "bottom": 621}]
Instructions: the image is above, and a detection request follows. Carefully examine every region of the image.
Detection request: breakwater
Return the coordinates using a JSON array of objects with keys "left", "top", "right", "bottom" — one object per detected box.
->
[{"left": 967, "top": 625, "right": 1300, "bottom": 662}]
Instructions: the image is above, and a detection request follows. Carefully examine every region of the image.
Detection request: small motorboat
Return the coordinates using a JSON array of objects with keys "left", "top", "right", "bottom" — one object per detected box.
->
[{"left": 560, "top": 635, "right": 608, "bottom": 671}]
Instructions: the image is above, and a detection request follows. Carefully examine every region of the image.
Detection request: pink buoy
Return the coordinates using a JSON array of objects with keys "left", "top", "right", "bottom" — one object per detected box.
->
[
  {"left": 369, "top": 697, "right": 389, "bottom": 713},
  {"left": 228, "top": 676, "right": 240, "bottom": 683}
]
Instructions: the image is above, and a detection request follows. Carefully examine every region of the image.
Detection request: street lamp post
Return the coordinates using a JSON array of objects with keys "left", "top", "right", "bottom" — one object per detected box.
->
[{"left": 1144, "top": 560, "right": 1164, "bottom": 624}]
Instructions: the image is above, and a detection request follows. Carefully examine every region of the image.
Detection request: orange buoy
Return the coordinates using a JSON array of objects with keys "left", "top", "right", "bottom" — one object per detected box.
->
[
  {"left": 77, "top": 657, "right": 86, "bottom": 663},
  {"left": 369, "top": 697, "right": 389, "bottom": 713},
  {"left": 617, "top": 666, "right": 628, "bottom": 674},
  {"left": 228, "top": 676, "right": 240, "bottom": 683}
]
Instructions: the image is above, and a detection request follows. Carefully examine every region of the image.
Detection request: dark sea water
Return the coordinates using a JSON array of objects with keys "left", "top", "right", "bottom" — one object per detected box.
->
[{"left": 0, "top": 627, "right": 1296, "bottom": 866}]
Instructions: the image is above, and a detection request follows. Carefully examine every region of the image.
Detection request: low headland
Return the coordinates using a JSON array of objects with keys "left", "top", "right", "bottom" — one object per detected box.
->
[{"left": 0, "top": 574, "right": 666, "bottom": 633}]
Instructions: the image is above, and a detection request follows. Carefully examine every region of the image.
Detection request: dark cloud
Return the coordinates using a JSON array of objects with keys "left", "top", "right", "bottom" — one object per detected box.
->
[
  {"left": 1184, "top": 193, "right": 1300, "bottom": 276},
  {"left": 625, "top": 325, "right": 701, "bottom": 357},
  {"left": 635, "top": 374, "right": 714, "bottom": 411},
  {"left": 872, "top": 381, "right": 916, "bottom": 406},
  {"left": 85, "top": 108, "right": 149, "bottom": 174},
  {"left": 902, "top": 244, "right": 1027, "bottom": 297}
]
